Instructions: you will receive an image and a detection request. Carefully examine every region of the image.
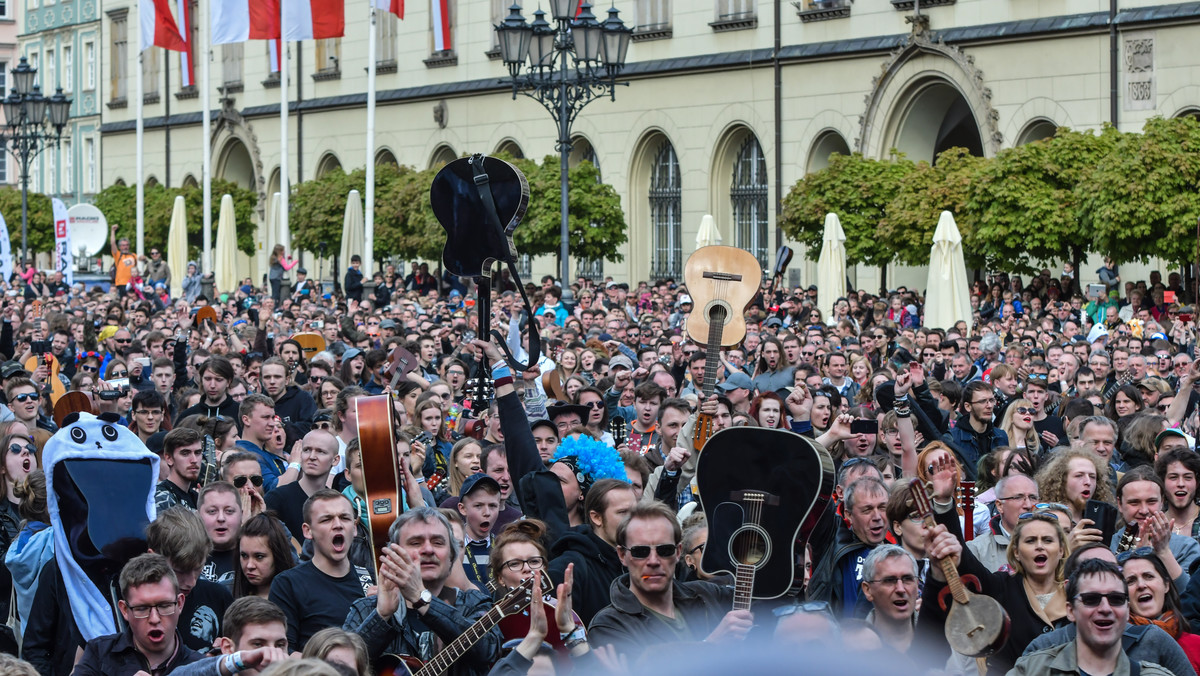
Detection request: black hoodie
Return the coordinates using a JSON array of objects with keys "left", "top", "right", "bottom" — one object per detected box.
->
[
  {"left": 273, "top": 384, "right": 318, "bottom": 445},
  {"left": 547, "top": 525, "right": 624, "bottom": 626}
]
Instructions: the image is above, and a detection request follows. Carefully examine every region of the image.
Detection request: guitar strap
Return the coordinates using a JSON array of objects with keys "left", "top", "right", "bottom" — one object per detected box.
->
[{"left": 468, "top": 154, "right": 542, "bottom": 373}]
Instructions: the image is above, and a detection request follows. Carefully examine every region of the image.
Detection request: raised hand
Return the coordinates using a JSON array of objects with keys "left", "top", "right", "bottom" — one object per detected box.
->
[{"left": 555, "top": 563, "right": 576, "bottom": 634}]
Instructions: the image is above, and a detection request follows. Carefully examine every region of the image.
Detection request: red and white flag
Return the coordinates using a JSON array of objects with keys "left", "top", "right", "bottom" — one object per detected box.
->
[
  {"left": 176, "top": 0, "right": 195, "bottom": 86},
  {"left": 268, "top": 38, "right": 283, "bottom": 73},
  {"left": 372, "top": 0, "right": 404, "bottom": 19},
  {"left": 432, "top": 0, "right": 451, "bottom": 51},
  {"left": 283, "top": 0, "right": 345, "bottom": 41},
  {"left": 211, "top": 0, "right": 281, "bottom": 44},
  {"left": 139, "top": 0, "right": 188, "bottom": 52}
]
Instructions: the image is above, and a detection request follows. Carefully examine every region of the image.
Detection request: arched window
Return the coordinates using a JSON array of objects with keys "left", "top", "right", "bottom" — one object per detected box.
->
[
  {"left": 731, "top": 136, "right": 768, "bottom": 268},
  {"left": 649, "top": 140, "right": 681, "bottom": 280}
]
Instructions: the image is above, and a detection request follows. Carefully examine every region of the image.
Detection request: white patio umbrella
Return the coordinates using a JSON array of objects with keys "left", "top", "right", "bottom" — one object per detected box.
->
[
  {"left": 695, "top": 214, "right": 722, "bottom": 249},
  {"left": 924, "top": 210, "right": 972, "bottom": 332},
  {"left": 166, "top": 195, "right": 187, "bottom": 298},
  {"left": 214, "top": 194, "right": 239, "bottom": 295},
  {"left": 340, "top": 190, "right": 364, "bottom": 290},
  {"left": 816, "top": 212, "right": 846, "bottom": 318}
]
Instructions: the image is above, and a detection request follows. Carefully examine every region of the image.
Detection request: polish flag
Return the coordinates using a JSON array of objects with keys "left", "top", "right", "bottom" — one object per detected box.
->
[
  {"left": 283, "top": 0, "right": 346, "bottom": 41},
  {"left": 211, "top": 0, "right": 281, "bottom": 44},
  {"left": 432, "top": 0, "right": 451, "bottom": 51},
  {"left": 268, "top": 38, "right": 283, "bottom": 73},
  {"left": 176, "top": 0, "right": 195, "bottom": 86},
  {"left": 372, "top": 0, "right": 404, "bottom": 19},
  {"left": 139, "top": 0, "right": 188, "bottom": 52}
]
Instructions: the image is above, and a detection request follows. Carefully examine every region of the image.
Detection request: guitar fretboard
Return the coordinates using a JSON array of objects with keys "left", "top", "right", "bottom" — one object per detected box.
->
[
  {"left": 701, "top": 304, "right": 728, "bottom": 397},
  {"left": 417, "top": 606, "right": 503, "bottom": 676},
  {"left": 732, "top": 492, "right": 765, "bottom": 612}
]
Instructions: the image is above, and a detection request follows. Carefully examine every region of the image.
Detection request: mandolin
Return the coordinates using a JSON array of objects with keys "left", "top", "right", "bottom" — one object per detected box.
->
[
  {"left": 356, "top": 394, "right": 404, "bottom": 578},
  {"left": 696, "top": 427, "right": 834, "bottom": 602},
  {"left": 378, "top": 575, "right": 536, "bottom": 676},
  {"left": 1115, "top": 520, "right": 1140, "bottom": 554},
  {"left": 908, "top": 478, "right": 1010, "bottom": 658},
  {"left": 25, "top": 352, "right": 67, "bottom": 406},
  {"left": 383, "top": 346, "right": 420, "bottom": 390},
  {"left": 685, "top": 246, "right": 761, "bottom": 452}
]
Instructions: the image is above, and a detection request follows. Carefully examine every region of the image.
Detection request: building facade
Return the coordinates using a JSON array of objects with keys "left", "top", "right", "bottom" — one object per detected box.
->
[
  {"left": 0, "top": 0, "right": 18, "bottom": 185},
  {"left": 17, "top": 0, "right": 101, "bottom": 206},
  {"left": 98, "top": 0, "right": 1200, "bottom": 287}
]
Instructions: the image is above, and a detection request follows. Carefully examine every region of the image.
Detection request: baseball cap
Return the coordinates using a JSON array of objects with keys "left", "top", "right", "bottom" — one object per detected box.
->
[
  {"left": 530, "top": 418, "right": 559, "bottom": 438},
  {"left": 379, "top": 319, "right": 397, "bottom": 330},
  {"left": 1136, "top": 376, "right": 1171, "bottom": 394},
  {"left": 460, "top": 473, "right": 502, "bottom": 498},
  {"left": 609, "top": 354, "right": 633, "bottom": 371},
  {"left": 676, "top": 294, "right": 693, "bottom": 307},
  {"left": 717, "top": 372, "right": 753, "bottom": 393},
  {"left": 1156, "top": 428, "right": 1196, "bottom": 450},
  {"left": 297, "top": 267, "right": 308, "bottom": 275},
  {"left": 0, "top": 361, "right": 29, "bottom": 380},
  {"left": 342, "top": 348, "right": 363, "bottom": 362},
  {"left": 764, "top": 317, "right": 783, "bottom": 329}
]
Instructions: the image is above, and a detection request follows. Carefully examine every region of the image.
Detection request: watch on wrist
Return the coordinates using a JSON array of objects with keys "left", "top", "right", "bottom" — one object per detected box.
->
[{"left": 412, "top": 588, "right": 433, "bottom": 610}]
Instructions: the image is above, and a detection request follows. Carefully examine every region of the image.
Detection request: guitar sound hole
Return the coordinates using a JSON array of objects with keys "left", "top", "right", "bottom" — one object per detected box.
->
[
  {"left": 731, "top": 529, "right": 767, "bottom": 566},
  {"left": 708, "top": 305, "right": 728, "bottom": 325}
]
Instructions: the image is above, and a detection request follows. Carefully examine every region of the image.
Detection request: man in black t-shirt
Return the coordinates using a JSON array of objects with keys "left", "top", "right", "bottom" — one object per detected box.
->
[
  {"left": 198, "top": 482, "right": 244, "bottom": 588},
  {"left": 270, "top": 489, "right": 373, "bottom": 650},
  {"left": 155, "top": 428, "right": 204, "bottom": 513},
  {"left": 264, "top": 429, "right": 340, "bottom": 541},
  {"left": 1024, "top": 377, "right": 1066, "bottom": 450},
  {"left": 146, "top": 507, "right": 234, "bottom": 652}
]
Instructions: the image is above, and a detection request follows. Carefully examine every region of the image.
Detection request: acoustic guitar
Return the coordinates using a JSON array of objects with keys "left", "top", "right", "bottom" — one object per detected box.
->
[
  {"left": 291, "top": 332, "right": 327, "bottom": 361},
  {"left": 25, "top": 353, "right": 66, "bottom": 405},
  {"left": 684, "top": 246, "right": 761, "bottom": 452},
  {"left": 382, "top": 346, "right": 420, "bottom": 390},
  {"left": 696, "top": 427, "right": 834, "bottom": 601},
  {"left": 356, "top": 394, "right": 404, "bottom": 577},
  {"left": 908, "top": 477, "right": 1009, "bottom": 658},
  {"left": 52, "top": 390, "right": 95, "bottom": 428},
  {"left": 378, "top": 575, "right": 536, "bottom": 676}
]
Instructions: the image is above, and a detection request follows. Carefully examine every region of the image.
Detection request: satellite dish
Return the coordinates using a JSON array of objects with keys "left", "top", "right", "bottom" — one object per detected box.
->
[{"left": 67, "top": 204, "right": 109, "bottom": 257}]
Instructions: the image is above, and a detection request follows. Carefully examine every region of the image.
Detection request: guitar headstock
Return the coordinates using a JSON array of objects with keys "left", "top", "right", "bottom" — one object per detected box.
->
[
  {"left": 907, "top": 478, "right": 937, "bottom": 522},
  {"left": 387, "top": 346, "right": 419, "bottom": 378},
  {"left": 494, "top": 574, "right": 538, "bottom": 618},
  {"left": 426, "top": 470, "right": 446, "bottom": 491},
  {"left": 30, "top": 300, "right": 42, "bottom": 319},
  {"left": 610, "top": 415, "right": 627, "bottom": 448},
  {"left": 466, "top": 378, "right": 494, "bottom": 414}
]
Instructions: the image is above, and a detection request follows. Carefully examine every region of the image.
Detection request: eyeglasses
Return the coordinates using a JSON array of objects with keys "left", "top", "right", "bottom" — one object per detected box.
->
[
  {"left": 688, "top": 543, "right": 705, "bottom": 556},
  {"left": 127, "top": 601, "right": 178, "bottom": 619},
  {"left": 81, "top": 364, "right": 98, "bottom": 373},
  {"left": 1156, "top": 404, "right": 1170, "bottom": 412},
  {"left": 995, "top": 493, "right": 1038, "bottom": 503},
  {"left": 621, "top": 543, "right": 677, "bottom": 559},
  {"left": 581, "top": 401, "right": 604, "bottom": 409},
  {"left": 109, "top": 370, "right": 128, "bottom": 378},
  {"left": 316, "top": 422, "right": 332, "bottom": 431},
  {"left": 500, "top": 556, "right": 546, "bottom": 572},
  {"left": 1015, "top": 407, "right": 1037, "bottom": 415},
  {"left": 1156, "top": 354, "right": 1172, "bottom": 361},
  {"left": 970, "top": 398, "right": 996, "bottom": 406},
  {"left": 1116, "top": 546, "right": 1155, "bottom": 564},
  {"left": 1073, "top": 591, "right": 1129, "bottom": 608},
  {"left": 841, "top": 457, "right": 876, "bottom": 470},
  {"left": 773, "top": 600, "right": 832, "bottom": 618},
  {"left": 1027, "top": 374, "right": 1048, "bottom": 381},
  {"left": 1018, "top": 511, "right": 1063, "bottom": 524},
  {"left": 446, "top": 370, "right": 466, "bottom": 377},
  {"left": 114, "top": 338, "right": 132, "bottom": 344},
  {"left": 8, "top": 443, "right": 35, "bottom": 456},
  {"left": 1034, "top": 502, "right": 1071, "bottom": 514},
  {"left": 12, "top": 392, "right": 39, "bottom": 403},
  {"left": 309, "top": 375, "right": 325, "bottom": 384},
  {"left": 232, "top": 475, "right": 264, "bottom": 488},
  {"left": 867, "top": 574, "right": 917, "bottom": 587}
]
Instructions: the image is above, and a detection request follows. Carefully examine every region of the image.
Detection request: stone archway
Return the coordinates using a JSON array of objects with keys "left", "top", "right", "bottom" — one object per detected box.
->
[
  {"left": 315, "top": 152, "right": 344, "bottom": 178},
  {"left": 216, "top": 138, "right": 255, "bottom": 189},
  {"left": 807, "top": 130, "right": 852, "bottom": 173},
  {"left": 858, "top": 31, "right": 1001, "bottom": 160},
  {"left": 1016, "top": 118, "right": 1058, "bottom": 145}
]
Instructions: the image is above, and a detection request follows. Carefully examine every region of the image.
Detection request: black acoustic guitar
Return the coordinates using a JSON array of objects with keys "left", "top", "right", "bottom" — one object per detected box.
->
[
  {"left": 430, "top": 154, "right": 540, "bottom": 372},
  {"left": 696, "top": 427, "right": 834, "bottom": 603}
]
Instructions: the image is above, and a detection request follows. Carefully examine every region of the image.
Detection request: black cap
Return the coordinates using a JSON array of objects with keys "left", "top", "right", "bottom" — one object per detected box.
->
[
  {"left": 460, "top": 473, "right": 502, "bottom": 497},
  {"left": 547, "top": 402, "right": 590, "bottom": 423},
  {"left": 530, "top": 418, "right": 559, "bottom": 438},
  {"left": 297, "top": 267, "right": 308, "bottom": 275}
]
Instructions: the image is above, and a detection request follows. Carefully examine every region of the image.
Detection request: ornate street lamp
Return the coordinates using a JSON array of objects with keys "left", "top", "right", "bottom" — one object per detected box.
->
[
  {"left": 495, "top": 2, "right": 632, "bottom": 283},
  {"left": 0, "top": 57, "right": 73, "bottom": 262}
]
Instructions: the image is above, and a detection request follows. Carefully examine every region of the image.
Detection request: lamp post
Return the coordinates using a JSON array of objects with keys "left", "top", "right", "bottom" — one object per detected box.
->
[
  {"left": 0, "top": 57, "right": 72, "bottom": 263},
  {"left": 495, "top": 2, "right": 632, "bottom": 284}
]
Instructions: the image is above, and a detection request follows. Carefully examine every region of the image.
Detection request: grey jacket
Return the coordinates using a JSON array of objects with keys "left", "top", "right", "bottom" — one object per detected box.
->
[
  {"left": 967, "top": 528, "right": 1011, "bottom": 573},
  {"left": 1023, "top": 623, "right": 1195, "bottom": 676},
  {"left": 1009, "top": 639, "right": 1173, "bottom": 676}
]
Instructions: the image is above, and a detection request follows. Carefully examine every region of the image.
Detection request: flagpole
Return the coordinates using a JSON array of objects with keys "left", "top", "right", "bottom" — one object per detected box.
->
[
  {"left": 280, "top": 6, "right": 290, "bottom": 284},
  {"left": 365, "top": 6, "right": 376, "bottom": 279},
  {"left": 136, "top": 50, "right": 145, "bottom": 257},
  {"left": 201, "top": 3, "right": 212, "bottom": 274}
]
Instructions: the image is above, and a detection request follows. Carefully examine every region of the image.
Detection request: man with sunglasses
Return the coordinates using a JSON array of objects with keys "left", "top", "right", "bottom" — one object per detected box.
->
[
  {"left": 1011, "top": 558, "right": 1173, "bottom": 675},
  {"left": 221, "top": 451, "right": 268, "bottom": 514},
  {"left": 589, "top": 501, "right": 741, "bottom": 658},
  {"left": 4, "top": 377, "right": 55, "bottom": 433}
]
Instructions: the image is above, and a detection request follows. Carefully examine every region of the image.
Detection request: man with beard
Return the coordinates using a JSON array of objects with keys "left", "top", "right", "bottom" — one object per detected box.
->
[
  {"left": 344, "top": 507, "right": 499, "bottom": 672},
  {"left": 808, "top": 477, "right": 890, "bottom": 616},
  {"left": 944, "top": 381, "right": 1008, "bottom": 480},
  {"left": 155, "top": 428, "right": 204, "bottom": 512},
  {"left": 270, "top": 490, "right": 372, "bottom": 649},
  {"left": 1157, "top": 448, "right": 1200, "bottom": 539},
  {"left": 1110, "top": 468, "right": 1198, "bottom": 580},
  {"left": 751, "top": 337, "right": 794, "bottom": 393},
  {"left": 588, "top": 502, "right": 742, "bottom": 659},
  {"left": 860, "top": 545, "right": 920, "bottom": 655},
  {"left": 1010, "top": 559, "right": 1173, "bottom": 675}
]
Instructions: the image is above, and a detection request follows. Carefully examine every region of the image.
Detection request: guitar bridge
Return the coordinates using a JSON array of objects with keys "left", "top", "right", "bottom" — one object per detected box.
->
[{"left": 703, "top": 271, "right": 743, "bottom": 282}]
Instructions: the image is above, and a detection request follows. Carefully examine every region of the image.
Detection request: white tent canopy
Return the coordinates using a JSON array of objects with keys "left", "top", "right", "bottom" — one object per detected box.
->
[
  {"left": 816, "top": 212, "right": 847, "bottom": 318},
  {"left": 924, "top": 210, "right": 972, "bottom": 332},
  {"left": 340, "top": 190, "right": 364, "bottom": 292}
]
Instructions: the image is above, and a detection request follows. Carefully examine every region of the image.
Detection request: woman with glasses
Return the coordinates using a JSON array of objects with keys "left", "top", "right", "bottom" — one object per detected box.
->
[
  {"left": 1121, "top": 549, "right": 1200, "bottom": 671},
  {"left": 232, "top": 512, "right": 296, "bottom": 599},
  {"left": 0, "top": 432, "right": 38, "bottom": 550},
  {"left": 490, "top": 519, "right": 587, "bottom": 658},
  {"left": 573, "top": 386, "right": 613, "bottom": 446},
  {"left": 104, "top": 359, "right": 129, "bottom": 381},
  {"left": 923, "top": 508, "right": 1070, "bottom": 675},
  {"left": 1000, "top": 398, "right": 1041, "bottom": 457},
  {"left": 440, "top": 359, "right": 469, "bottom": 402},
  {"left": 318, "top": 376, "right": 345, "bottom": 411}
]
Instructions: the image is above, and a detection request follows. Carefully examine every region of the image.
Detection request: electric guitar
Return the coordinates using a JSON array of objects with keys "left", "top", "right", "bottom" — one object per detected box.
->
[
  {"left": 909, "top": 478, "right": 1010, "bottom": 658},
  {"left": 378, "top": 576, "right": 536, "bottom": 676},
  {"left": 685, "top": 246, "right": 761, "bottom": 453},
  {"left": 696, "top": 427, "right": 834, "bottom": 602}
]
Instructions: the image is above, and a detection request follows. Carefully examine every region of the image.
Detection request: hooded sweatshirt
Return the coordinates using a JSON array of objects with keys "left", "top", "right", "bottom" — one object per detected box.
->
[{"left": 5, "top": 523, "right": 54, "bottom": 626}]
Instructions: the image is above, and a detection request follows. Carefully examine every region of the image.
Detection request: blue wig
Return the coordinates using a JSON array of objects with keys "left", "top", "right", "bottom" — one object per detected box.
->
[{"left": 551, "top": 434, "right": 628, "bottom": 494}]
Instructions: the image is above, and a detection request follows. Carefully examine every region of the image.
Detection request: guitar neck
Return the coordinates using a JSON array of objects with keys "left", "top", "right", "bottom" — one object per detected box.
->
[
  {"left": 925, "top": 515, "right": 970, "bottom": 604},
  {"left": 416, "top": 605, "right": 503, "bottom": 676},
  {"left": 733, "top": 563, "right": 755, "bottom": 611},
  {"left": 700, "top": 314, "right": 725, "bottom": 398}
]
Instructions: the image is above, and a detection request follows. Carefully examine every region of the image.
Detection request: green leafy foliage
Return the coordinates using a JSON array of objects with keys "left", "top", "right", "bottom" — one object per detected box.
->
[
  {"left": 0, "top": 188, "right": 55, "bottom": 255},
  {"left": 881, "top": 147, "right": 987, "bottom": 268},
  {"left": 516, "top": 157, "right": 628, "bottom": 264},
  {"left": 1080, "top": 116, "right": 1200, "bottom": 266},
  {"left": 93, "top": 180, "right": 259, "bottom": 259},
  {"left": 780, "top": 152, "right": 915, "bottom": 268}
]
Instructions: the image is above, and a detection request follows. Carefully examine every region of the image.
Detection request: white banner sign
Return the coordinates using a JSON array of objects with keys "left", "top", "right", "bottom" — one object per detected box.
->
[
  {"left": 0, "top": 211, "right": 11, "bottom": 284},
  {"left": 52, "top": 198, "right": 72, "bottom": 286}
]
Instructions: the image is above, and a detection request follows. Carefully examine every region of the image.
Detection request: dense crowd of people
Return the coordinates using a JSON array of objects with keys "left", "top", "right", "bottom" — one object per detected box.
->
[{"left": 0, "top": 245, "right": 1198, "bottom": 676}]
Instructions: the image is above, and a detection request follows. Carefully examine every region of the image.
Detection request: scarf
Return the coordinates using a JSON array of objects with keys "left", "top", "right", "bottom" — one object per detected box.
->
[{"left": 1130, "top": 610, "right": 1182, "bottom": 639}]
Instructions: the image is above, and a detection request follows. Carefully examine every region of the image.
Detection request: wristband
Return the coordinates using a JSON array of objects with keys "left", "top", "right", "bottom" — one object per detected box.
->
[
  {"left": 895, "top": 394, "right": 909, "bottom": 402},
  {"left": 222, "top": 654, "right": 237, "bottom": 674},
  {"left": 288, "top": 462, "right": 301, "bottom": 473},
  {"left": 232, "top": 651, "right": 247, "bottom": 672},
  {"left": 491, "top": 364, "right": 512, "bottom": 380},
  {"left": 560, "top": 625, "right": 587, "bottom": 642},
  {"left": 493, "top": 375, "right": 514, "bottom": 388}
]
